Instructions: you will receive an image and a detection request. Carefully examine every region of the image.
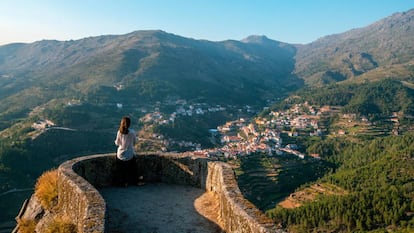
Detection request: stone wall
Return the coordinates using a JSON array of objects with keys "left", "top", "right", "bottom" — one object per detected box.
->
[
  {"left": 57, "top": 153, "right": 114, "bottom": 233},
  {"left": 51, "top": 153, "right": 281, "bottom": 233}
]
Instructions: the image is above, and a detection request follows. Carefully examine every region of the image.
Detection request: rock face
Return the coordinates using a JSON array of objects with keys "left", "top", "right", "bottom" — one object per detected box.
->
[
  {"left": 17, "top": 195, "right": 44, "bottom": 222},
  {"left": 15, "top": 152, "right": 285, "bottom": 233},
  {"left": 13, "top": 194, "right": 55, "bottom": 233}
]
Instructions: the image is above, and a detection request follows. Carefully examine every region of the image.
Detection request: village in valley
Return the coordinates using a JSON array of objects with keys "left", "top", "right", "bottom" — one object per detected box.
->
[
  {"left": 200, "top": 101, "right": 326, "bottom": 160},
  {"left": 137, "top": 97, "right": 405, "bottom": 160},
  {"left": 138, "top": 100, "right": 330, "bottom": 159}
]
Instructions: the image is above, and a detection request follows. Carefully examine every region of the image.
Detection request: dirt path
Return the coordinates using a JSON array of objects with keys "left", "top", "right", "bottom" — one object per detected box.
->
[{"left": 100, "top": 183, "right": 224, "bottom": 233}]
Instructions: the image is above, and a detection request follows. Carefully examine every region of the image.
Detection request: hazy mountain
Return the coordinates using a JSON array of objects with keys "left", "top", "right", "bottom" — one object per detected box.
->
[
  {"left": 0, "top": 31, "right": 301, "bottom": 123},
  {"left": 295, "top": 9, "right": 414, "bottom": 85},
  {"left": 2, "top": 7, "right": 414, "bottom": 119}
]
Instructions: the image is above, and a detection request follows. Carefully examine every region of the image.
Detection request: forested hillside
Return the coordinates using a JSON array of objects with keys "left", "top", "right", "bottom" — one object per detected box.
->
[
  {"left": 287, "top": 79, "right": 414, "bottom": 116},
  {"left": 268, "top": 133, "right": 414, "bottom": 232}
]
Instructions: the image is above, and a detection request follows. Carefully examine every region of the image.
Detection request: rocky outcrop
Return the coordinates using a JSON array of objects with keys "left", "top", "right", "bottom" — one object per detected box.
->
[{"left": 15, "top": 152, "right": 283, "bottom": 233}]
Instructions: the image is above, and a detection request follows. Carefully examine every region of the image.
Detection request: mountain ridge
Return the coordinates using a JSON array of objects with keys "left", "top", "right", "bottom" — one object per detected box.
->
[
  {"left": 295, "top": 8, "right": 414, "bottom": 84},
  {"left": 0, "top": 30, "right": 301, "bottom": 123},
  {"left": 1, "top": 8, "right": 414, "bottom": 127},
  {"left": 2, "top": 7, "right": 414, "bottom": 88}
]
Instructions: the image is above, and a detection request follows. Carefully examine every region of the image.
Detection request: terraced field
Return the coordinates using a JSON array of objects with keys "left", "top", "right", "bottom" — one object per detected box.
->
[{"left": 232, "top": 153, "right": 331, "bottom": 211}]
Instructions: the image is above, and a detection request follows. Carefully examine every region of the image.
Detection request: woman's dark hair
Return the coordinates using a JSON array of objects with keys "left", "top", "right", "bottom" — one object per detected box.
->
[{"left": 119, "top": 116, "right": 131, "bottom": 134}]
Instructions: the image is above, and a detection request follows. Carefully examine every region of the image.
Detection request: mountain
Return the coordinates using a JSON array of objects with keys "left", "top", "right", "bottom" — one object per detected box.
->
[
  {"left": 3, "top": 8, "right": 414, "bottom": 122},
  {"left": 295, "top": 9, "right": 414, "bottom": 85},
  {"left": 0, "top": 31, "right": 301, "bottom": 123},
  {"left": 0, "top": 30, "right": 302, "bottom": 158}
]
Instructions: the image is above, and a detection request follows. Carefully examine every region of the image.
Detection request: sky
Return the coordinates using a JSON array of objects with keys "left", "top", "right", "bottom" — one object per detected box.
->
[{"left": 0, "top": 0, "right": 413, "bottom": 46}]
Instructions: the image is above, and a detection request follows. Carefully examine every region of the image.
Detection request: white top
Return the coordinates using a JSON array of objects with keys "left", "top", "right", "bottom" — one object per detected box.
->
[{"left": 114, "top": 128, "right": 136, "bottom": 161}]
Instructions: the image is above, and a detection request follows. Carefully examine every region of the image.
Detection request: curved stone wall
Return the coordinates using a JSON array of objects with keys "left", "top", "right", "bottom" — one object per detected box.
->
[
  {"left": 57, "top": 152, "right": 282, "bottom": 233},
  {"left": 206, "top": 162, "right": 280, "bottom": 233},
  {"left": 57, "top": 154, "right": 113, "bottom": 233}
]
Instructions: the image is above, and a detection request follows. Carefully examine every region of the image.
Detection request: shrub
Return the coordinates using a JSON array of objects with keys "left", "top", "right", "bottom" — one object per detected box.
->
[
  {"left": 17, "top": 218, "right": 36, "bottom": 233},
  {"left": 45, "top": 216, "right": 77, "bottom": 233},
  {"left": 35, "top": 169, "right": 58, "bottom": 210}
]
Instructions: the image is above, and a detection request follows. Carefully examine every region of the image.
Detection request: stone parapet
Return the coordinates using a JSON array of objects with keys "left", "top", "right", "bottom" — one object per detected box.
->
[
  {"left": 52, "top": 152, "right": 281, "bottom": 233},
  {"left": 206, "top": 162, "right": 281, "bottom": 233},
  {"left": 57, "top": 153, "right": 114, "bottom": 233}
]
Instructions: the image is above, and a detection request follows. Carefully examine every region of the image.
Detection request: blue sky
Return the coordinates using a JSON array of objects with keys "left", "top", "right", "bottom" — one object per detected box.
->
[{"left": 0, "top": 0, "right": 413, "bottom": 45}]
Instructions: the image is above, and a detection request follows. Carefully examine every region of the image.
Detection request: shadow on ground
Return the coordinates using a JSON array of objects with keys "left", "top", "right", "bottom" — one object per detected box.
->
[{"left": 100, "top": 183, "right": 223, "bottom": 233}]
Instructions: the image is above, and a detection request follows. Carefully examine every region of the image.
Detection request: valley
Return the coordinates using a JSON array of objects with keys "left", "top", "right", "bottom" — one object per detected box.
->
[{"left": 1, "top": 8, "right": 414, "bottom": 232}]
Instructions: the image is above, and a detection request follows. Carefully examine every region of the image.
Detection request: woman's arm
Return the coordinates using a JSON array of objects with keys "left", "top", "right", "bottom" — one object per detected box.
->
[{"left": 114, "top": 131, "right": 121, "bottom": 146}]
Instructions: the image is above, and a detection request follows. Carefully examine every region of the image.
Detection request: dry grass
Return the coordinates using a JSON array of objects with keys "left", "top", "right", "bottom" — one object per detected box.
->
[
  {"left": 45, "top": 216, "right": 77, "bottom": 233},
  {"left": 17, "top": 218, "right": 36, "bottom": 233},
  {"left": 35, "top": 169, "right": 58, "bottom": 210}
]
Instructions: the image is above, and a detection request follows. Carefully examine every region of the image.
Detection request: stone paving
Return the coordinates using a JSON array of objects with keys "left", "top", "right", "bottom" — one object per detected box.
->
[{"left": 100, "top": 183, "right": 223, "bottom": 233}]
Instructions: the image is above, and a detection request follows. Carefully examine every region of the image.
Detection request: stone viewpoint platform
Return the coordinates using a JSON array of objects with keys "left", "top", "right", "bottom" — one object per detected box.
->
[
  {"left": 15, "top": 153, "right": 284, "bottom": 233},
  {"left": 101, "top": 183, "right": 223, "bottom": 233}
]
